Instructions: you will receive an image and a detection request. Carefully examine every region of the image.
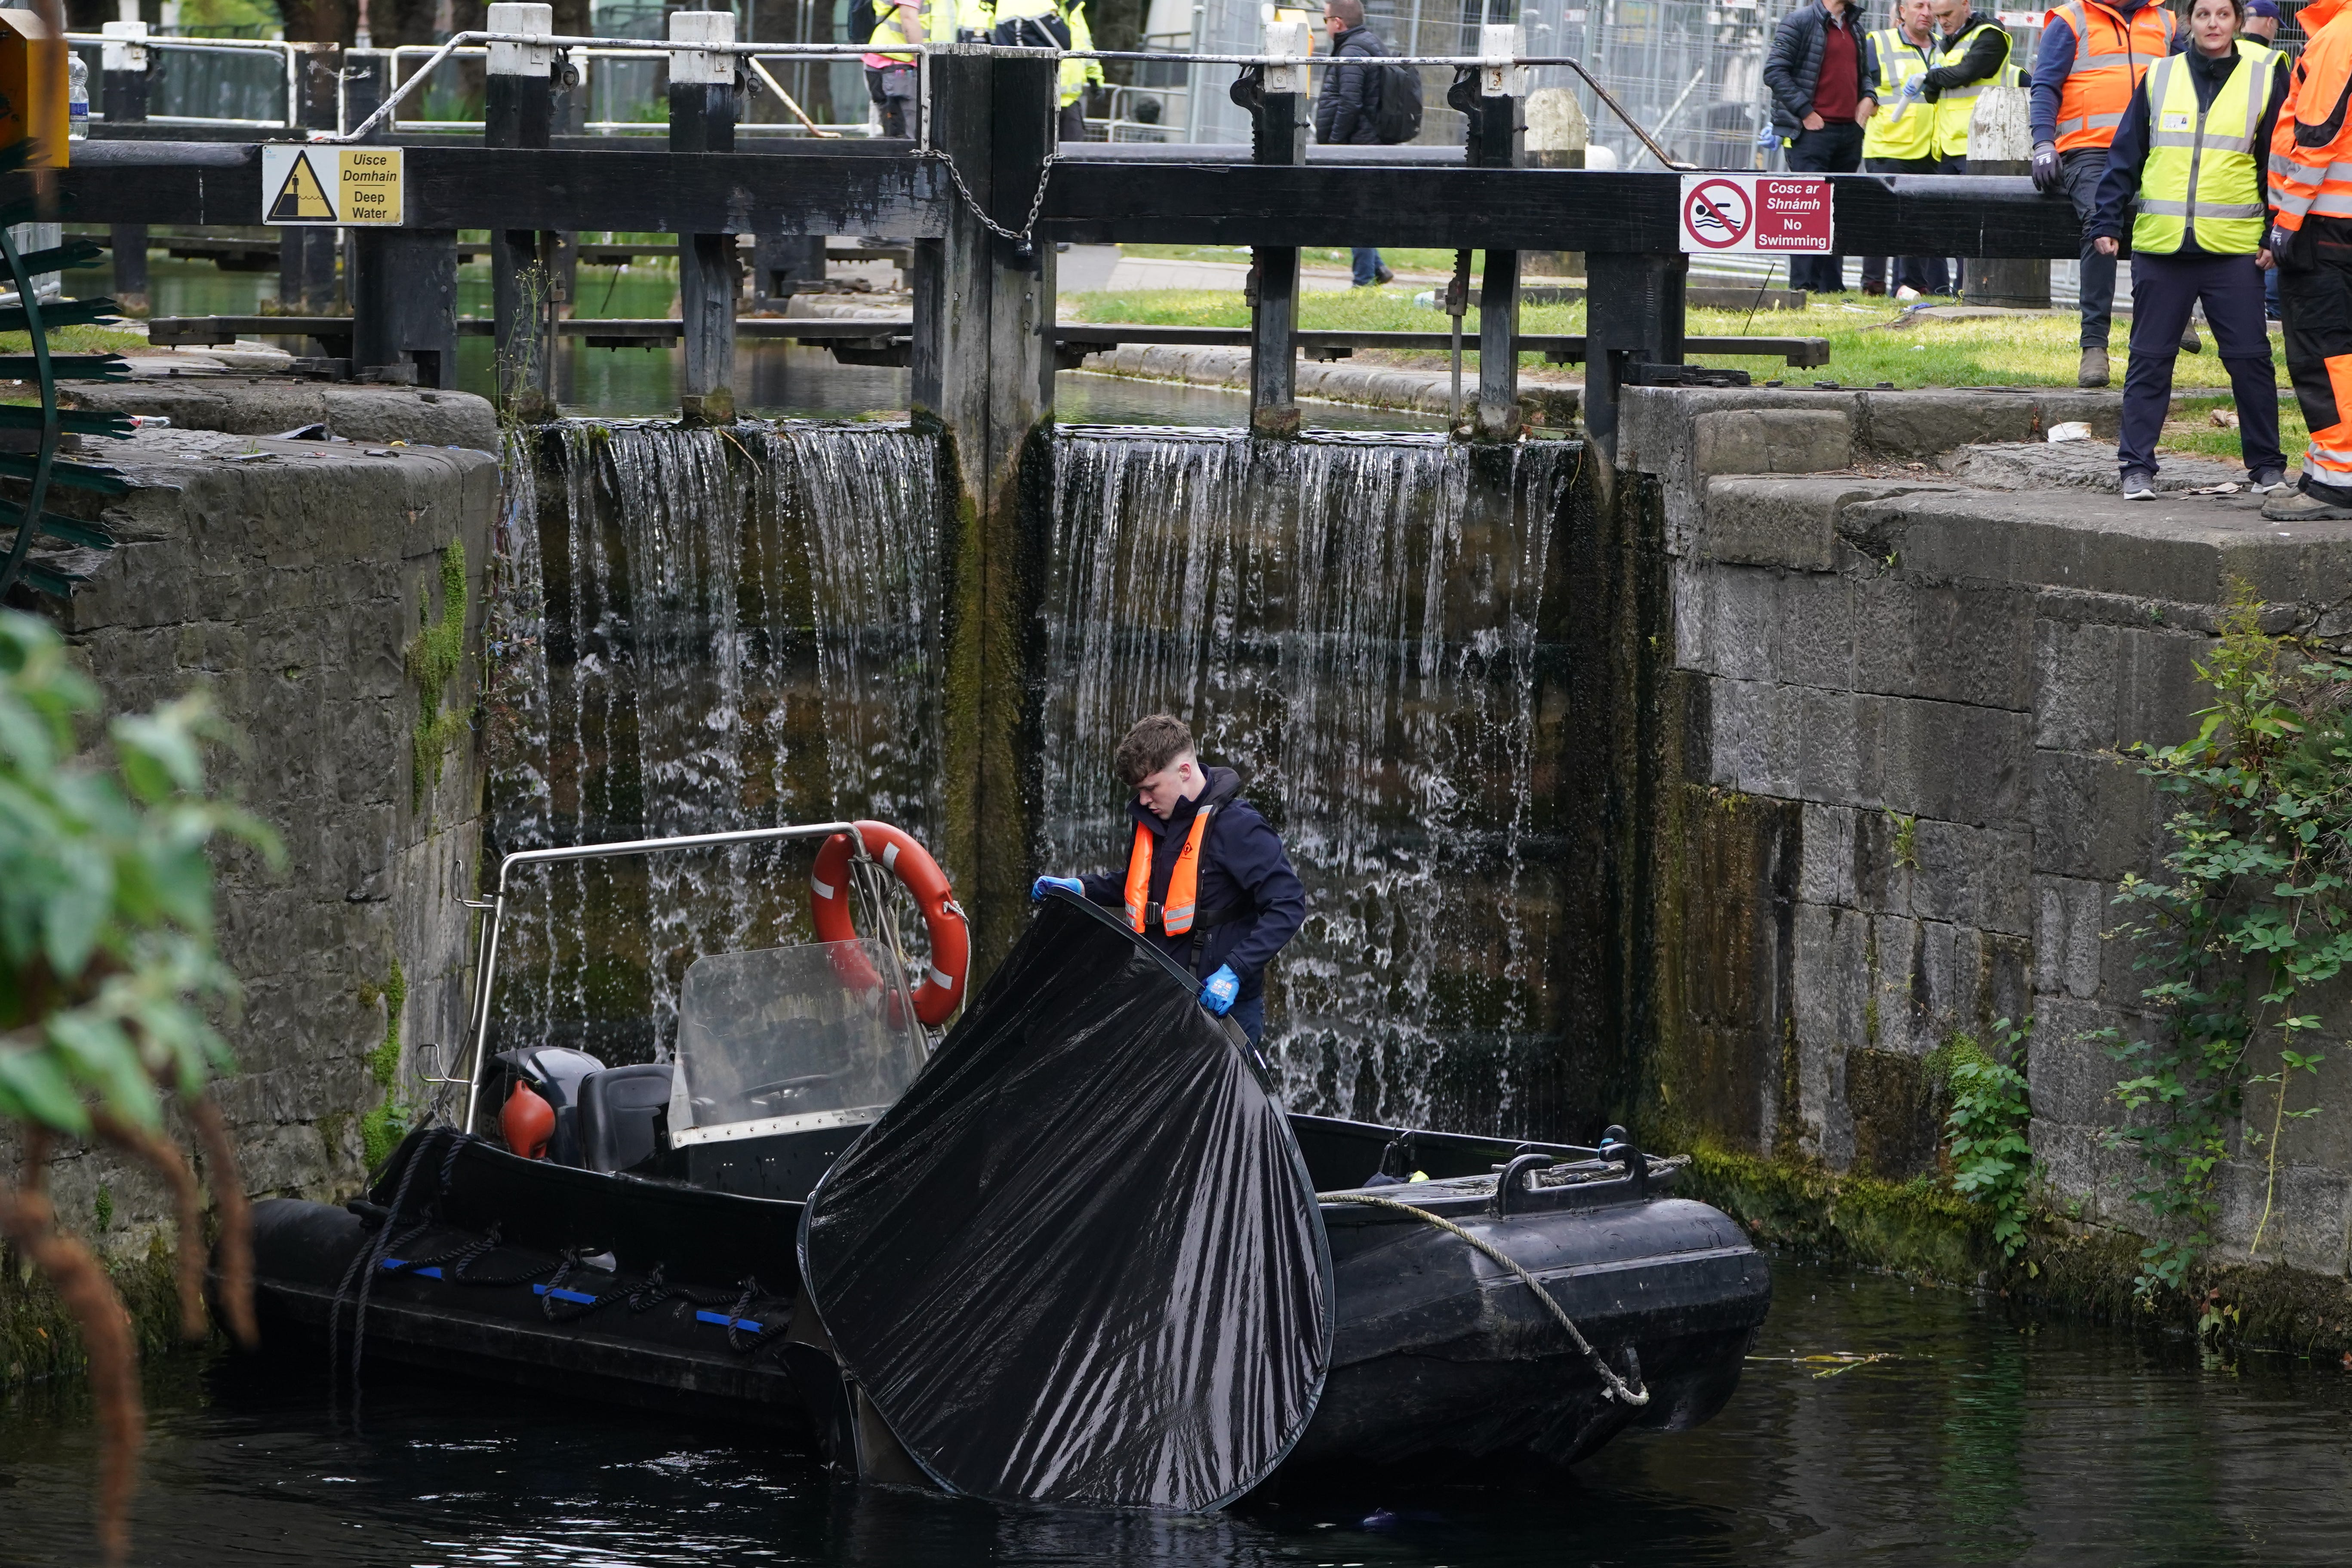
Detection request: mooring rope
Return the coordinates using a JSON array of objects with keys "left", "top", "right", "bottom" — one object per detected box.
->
[{"left": 1323, "top": 1191, "right": 1651, "bottom": 1407}]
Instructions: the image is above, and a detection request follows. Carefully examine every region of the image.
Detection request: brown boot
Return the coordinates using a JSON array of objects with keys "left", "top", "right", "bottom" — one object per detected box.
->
[{"left": 2078, "top": 345, "right": 2111, "bottom": 388}]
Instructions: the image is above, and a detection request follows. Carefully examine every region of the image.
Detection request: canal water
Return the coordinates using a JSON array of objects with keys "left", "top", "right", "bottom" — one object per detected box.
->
[{"left": 3, "top": 1257, "right": 2347, "bottom": 1566}]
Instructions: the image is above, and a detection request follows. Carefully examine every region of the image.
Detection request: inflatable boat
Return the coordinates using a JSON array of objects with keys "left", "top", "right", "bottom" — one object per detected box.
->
[{"left": 241, "top": 823, "right": 1770, "bottom": 1507}]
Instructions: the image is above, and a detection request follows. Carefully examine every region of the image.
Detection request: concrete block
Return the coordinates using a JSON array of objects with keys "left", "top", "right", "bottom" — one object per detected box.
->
[
  {"left": 2032, "top": 748, "right": 2158, "bottom": 881},
  {"left": 1861, "top": 389, "right": 2039, "bottom": 458},
  {"left": 1692, "top": 409, "right": 1854, "bottom": 477},
  {"left": 1798, "top": 802, "right": 1859, "bottom": 907},
  {"left": 2214, "top": 1158, "right": 2352, "bottom": 1273},
  {"left": 1706, "top": 676, "right": 1773, "bottom": 790},
  {"left": 1702, "top": 567, "right": 1779, "bottom": 682},
  {"left": 1909, "top": 582, "right": 2034, "bottom": 709},
  {"left": 2027, "top": 993, "right": 2137, "bottom": 1126},
  {"left": 1794, "top": 900, "right": 1872, "bottom": 1054},
  {"left": 2113, "top": 625, "right": 2209, "bottom": 751},
  {"left": 2035, "top": 873, "right": 2109, "bottom": 1001},
  {"left": 1910, "top": 819, "right": 2033, "bottom": 934},
  {"left": 2034, "top": 617, "right": 2120, "bottom": 750},
  {"left": 1867, "top": 695, "right": 2031, "bottom": 828},
  {"left": 1779, "top": 572, "right": 1857, "bottom": 688},
  {"left": 1795, "top": 687, "right": 1868, "bottom": 805}
]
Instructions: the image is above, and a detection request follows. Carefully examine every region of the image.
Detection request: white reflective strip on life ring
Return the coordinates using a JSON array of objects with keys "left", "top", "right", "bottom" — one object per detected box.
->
[
  {"left": 883, "top": 842, "right": 900, "bottom": 870},
  {"left": 812, "top": 876, "right": 837, "bottom": 900},
  {"left": 930, "top": 966, "right": 954, "bottom": 989}
]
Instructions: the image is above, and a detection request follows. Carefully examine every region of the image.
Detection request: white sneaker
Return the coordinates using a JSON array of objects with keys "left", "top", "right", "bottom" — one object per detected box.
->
[{"left": 1895, "top": 285, "right": 1923, "bottom": 301}]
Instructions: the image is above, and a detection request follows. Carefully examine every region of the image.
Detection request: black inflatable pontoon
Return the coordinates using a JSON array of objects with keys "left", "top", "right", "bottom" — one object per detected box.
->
[{"left": 244, "top": 833, "right": 1770, "bottom": 1502}]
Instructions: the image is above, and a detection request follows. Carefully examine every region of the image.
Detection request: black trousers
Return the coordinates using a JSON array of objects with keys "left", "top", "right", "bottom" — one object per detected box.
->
[
  {"left": 1860, "top": 153, "right": 1950, "bottom": 293},
  {"left": 1787, "top": 121, "right": 1863, "bottom": 291},
  {"left": 2119, "top": 250, "right": 2283, "bottom": 478},
  {"left": 2278, "top": 219, "right": 2352, "bottom": 494}
]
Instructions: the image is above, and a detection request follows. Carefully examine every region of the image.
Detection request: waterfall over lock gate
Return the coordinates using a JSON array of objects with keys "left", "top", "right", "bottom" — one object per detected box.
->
[
  {"left": 483, "top": 420, "right": 1595, "bottom": 1132},
  {"left": 483, "top": 420, "right": 950, "bottom": 1064},
  {"left": 1041, "top": 429, "right": 1583, "bottom": 1129}
]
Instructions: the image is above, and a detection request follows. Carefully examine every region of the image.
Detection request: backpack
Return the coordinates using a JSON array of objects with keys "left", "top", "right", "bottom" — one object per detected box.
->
[
  {"left": 1370, "top": 59, "right": 1422, "bottom": 144},
  {"left": 994, "top": 9, "right": 1074, "bottom": 48},
  {"left": 850, "top": 0, "right": 879, "bottom": 45}
]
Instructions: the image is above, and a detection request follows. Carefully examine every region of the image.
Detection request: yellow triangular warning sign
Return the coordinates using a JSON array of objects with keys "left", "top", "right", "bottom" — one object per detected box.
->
[{"left": 268, "top": 152, "right": 334, "bottom": 222}]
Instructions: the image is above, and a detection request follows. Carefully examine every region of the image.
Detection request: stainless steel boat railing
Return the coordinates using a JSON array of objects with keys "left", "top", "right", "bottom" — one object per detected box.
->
[{"left": 446, "top": 821, "right": 917, "bottom": 1135}]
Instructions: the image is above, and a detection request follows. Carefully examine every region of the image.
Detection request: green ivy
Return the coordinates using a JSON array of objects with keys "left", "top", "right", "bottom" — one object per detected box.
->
[
  {"left": 405, "top": 540, "right": 470, "bottom": 804},
  {"left": 1935, "top": 1020, "right": 2035, "bottom": 1261},
  {"left": 2103, "top": 579, "right": 2348, "bottom": 1295},
  {"left": 360, "top": 1098, "right": 412, "bottom": 1170}
]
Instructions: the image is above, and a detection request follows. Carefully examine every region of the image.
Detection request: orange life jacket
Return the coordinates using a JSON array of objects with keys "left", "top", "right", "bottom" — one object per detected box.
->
[
  {"left": 1124, "top": 807, "right": 1216, "bottom": 936},
  {"left": 2048, "top": 0, "right": 2180, "bottom": 153}
]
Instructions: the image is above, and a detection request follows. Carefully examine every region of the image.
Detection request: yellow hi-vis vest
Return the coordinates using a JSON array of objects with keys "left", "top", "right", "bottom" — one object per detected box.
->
[
  {"left": 1062, "top": 2, "right": 1103, "bottom": 108},
  {"left": 2132, "top": 41, "right": 2278, "bottom": 256},
  {"left": 1863, "top": 26, "right": 1936, "bottom": 159},
  {"left": 1931, "top": 19, "right": 2014, "bottom": 159}
]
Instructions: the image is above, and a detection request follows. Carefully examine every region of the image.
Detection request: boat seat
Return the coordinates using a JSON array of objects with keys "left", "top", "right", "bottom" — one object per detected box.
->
[{"left": 576, "top": 1063, "right": 674, "bottom": 1174}]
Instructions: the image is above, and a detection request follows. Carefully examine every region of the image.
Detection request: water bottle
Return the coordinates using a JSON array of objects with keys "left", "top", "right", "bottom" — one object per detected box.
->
[{"left": 68, "top": 53, "right": 89, "bottom": 140}]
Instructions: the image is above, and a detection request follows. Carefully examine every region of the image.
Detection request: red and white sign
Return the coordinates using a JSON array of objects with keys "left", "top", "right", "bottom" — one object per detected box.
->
[{"left": 1678, "top": 174, "right": 1835, "bottom": 254}]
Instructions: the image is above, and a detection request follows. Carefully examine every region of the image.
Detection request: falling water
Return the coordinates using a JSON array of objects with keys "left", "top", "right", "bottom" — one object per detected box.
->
[
  {"left": 483, "top": 419, "right": 949, "bottom": 1063},
  {"left": 1039, "top": 428, "right": 1579, "bottom": 1130}
]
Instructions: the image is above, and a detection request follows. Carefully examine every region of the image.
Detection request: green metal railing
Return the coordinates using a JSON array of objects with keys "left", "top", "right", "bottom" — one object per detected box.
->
[{"left": 0, "top": 137, "right": 132, "bottom": 603}]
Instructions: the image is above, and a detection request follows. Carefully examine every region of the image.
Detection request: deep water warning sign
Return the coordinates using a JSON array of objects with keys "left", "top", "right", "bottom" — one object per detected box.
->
[
  {"left": 1678, "top": 174, "right": 1833, "bottom": 253},
  {"left": 262, "top": 146, "right": 405, "bottom": 226}
]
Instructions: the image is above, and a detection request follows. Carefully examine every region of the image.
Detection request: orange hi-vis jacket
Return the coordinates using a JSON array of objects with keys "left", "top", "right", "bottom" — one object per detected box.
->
[
  {"left": 2270, "top": 0, "right": 2352, "bottom": 235},
  {"left": 2047, "top": 0, "right": 2181, "bottom": 153},
  {"left": 1124, "top": 807, "right": 1217, "bottom": 936}
]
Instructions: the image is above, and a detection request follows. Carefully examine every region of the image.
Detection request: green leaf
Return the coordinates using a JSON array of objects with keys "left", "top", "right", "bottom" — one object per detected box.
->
[{"left": 0, "top": 1045, "right": 90, "bottom": 1134}]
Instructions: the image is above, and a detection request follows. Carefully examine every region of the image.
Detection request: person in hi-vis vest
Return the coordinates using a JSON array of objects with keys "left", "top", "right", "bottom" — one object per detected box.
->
[
  {"left": 1031, "top": 714, "right": 1306, "bottom": 1046},
  {"left": 1919, "top": 0, "right": 2014, "bottom": 170},
  {"left": 2029, "top": 0, "right": 2189, "bottom": 387},
  {"left": 1859, "top": 0, "right": 1949, "bottom": 296},
  {"left": 2087, "top": 0, "right": 2287, "bottom": 500}
]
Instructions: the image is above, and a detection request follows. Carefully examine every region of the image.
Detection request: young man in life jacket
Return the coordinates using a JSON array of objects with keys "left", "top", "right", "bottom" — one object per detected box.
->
[{"left": 1032, "top": 714, "right": 1307, "bottom": 1045}]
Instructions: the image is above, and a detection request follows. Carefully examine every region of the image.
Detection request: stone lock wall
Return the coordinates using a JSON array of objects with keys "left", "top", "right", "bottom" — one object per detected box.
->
[
  {"left": 1623, "top": 385, "right": 2352, "bottom": 1283},
  {"left": 3, "top": 414, "right": 499, "bottom": 1377}
]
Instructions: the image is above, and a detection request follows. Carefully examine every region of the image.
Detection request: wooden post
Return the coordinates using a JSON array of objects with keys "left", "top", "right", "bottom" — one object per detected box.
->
[
  {"left": 99, "top": 20, "right": 148, "bottom": 313},
  {"left": 1961, "top": 86, "right": 2052, "bottom": 309},
  {"left": 1583, "top": 250, "right": 1686, "bottom": 460},
  {"left": 1247, "top": 19, "right": 1310, "bottom": 437},
  {"left": 1470, "top": 25, "right": 1525, "bottom": 442},
  {"left": 671, "top": 10, "right": 741, "bottom": 421},
  {"left": 487, "top": 2, "right": 557, "bottom": 414},
  {"left": 914, "top": 46, "right": 1056, "bottom": 981},
  {"left": 753, "top": 233, "right": 828, "bottom": 307},
  {"left": 349, "top": 230, "right": 460, "bottom": 388}
]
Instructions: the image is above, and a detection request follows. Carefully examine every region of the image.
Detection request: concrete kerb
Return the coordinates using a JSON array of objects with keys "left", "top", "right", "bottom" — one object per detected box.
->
[{"left": 1076, "top": 345, "right": 1582, "bottom": 428}]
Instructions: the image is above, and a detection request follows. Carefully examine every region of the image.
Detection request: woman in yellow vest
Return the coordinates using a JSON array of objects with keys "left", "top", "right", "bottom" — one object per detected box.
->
[
  {"left": 1859, "top": 0, "right": 1949, "bottom": 296},
  {"left": 2088, "top": 0, "right": 2288, "bottom": 499}
]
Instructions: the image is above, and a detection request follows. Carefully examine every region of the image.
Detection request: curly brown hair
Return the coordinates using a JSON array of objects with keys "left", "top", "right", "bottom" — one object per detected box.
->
[{"left": 1113, "top": 714, "right": 1195, "bottom": 786}]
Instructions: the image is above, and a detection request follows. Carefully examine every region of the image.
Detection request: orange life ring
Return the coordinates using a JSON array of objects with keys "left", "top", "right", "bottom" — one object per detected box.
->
[{"left": 809, "top": 820, "right": 969, "bottom": 1028}]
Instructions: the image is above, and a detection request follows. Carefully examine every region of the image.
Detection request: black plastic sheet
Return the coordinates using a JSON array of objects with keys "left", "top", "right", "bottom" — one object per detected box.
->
[{"left": 799, "top": 889, "right": 1333, "bottom": 1511}]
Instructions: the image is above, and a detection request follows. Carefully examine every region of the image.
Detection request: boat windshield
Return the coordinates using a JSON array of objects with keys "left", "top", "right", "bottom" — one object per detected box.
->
[{"left": 668, "top": 939, "right": 929, "bottom": 1146}]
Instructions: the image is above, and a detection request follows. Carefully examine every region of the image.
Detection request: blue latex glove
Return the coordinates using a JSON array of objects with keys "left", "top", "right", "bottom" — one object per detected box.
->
[
  {"left": 1200, "top": 965, "right": 1241, "bottom": 1015},
  {"left": 1031, "top": 875, "right": 1084, "bottom": 902},
  {"left": 1899, "top": 75, "right": 1927, "bottom": 102}
]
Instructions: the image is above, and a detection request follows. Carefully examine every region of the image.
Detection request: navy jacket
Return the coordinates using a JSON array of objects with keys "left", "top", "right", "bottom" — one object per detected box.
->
[{"left": 1079, "top": 766, "right": 1307, "bottom": 1002}]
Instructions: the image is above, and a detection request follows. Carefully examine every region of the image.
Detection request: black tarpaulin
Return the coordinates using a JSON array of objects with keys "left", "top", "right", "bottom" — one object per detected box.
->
[{"left": 798, "top": 888, "right": 1333, "bottom": 1511}]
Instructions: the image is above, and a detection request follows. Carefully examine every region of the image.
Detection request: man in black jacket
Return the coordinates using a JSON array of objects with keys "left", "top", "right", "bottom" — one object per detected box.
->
[
  {"left": 1317, "top": 0, "right": 1396, "bottom": 285},
  {"left": 1032, "top": 715, "right": 1308, "bottom": 1046},
  {"left": 1765, "top": 0, "right": 1871, "bottom": 291}
]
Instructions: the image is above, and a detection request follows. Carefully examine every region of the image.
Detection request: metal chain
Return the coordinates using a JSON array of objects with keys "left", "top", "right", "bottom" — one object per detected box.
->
[{"left": 919, "top": 145, "right": 1059, "bottom": 246}]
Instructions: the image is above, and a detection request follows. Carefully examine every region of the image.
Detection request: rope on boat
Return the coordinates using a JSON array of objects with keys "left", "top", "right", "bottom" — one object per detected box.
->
[{"left": 1322, "top": 1192, "right": 1652, "bottom": 1408}]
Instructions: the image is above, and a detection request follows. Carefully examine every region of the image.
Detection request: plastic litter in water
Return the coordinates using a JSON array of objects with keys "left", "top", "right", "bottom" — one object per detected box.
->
[{"left": 2047, "top": 421, "right": 2093, "bottom": 443}]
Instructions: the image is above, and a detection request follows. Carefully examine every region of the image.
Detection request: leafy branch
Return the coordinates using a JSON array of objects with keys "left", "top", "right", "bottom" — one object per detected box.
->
[
  {"left": 0, "top": 607, "right": 281, "bottom": 1562},
  {"left": 1935, "top": 1019, "right": 2035, "bottom": 1260},
  {"left": 2102, "top": 579, "right": 2349, "bottom": 1295}
]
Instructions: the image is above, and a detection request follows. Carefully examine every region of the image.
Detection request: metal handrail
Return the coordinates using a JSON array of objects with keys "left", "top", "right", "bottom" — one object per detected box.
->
[
  {"left": 67, "top": 32, "right": 307, "bottom": 130},
  {"left": 456, "top": 821, "right": 874, "bottom": 1134}
]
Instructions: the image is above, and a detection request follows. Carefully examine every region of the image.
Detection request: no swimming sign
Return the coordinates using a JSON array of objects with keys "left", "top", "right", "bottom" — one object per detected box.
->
[
  {"left": 262, "top": 145, "right": 405, "bottom": 227},
  {"left": 1678, "top": 175, "right": 1833, "bottom": 254}
]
